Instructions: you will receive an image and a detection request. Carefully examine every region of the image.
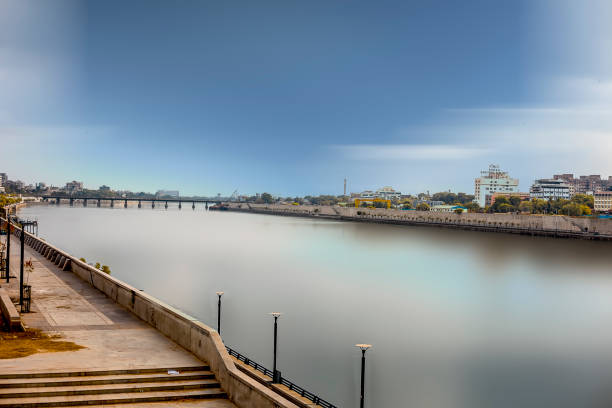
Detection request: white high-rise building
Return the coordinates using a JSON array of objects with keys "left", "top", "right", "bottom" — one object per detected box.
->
[
  {"left": 474, "top": 164, "right": 519, "bottom": 207},
  {"left": 530, "top": 179, "right": 572, "bottom": 201}
]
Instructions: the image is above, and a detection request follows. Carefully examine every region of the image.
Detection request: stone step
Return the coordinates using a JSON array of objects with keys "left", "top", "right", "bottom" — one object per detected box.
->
[
  {"left": 0, "top": 388, "right": 228, "bottom": 407},
  {"left": 0, "top": 378, "right": 220, "bottom": 399},
  {"left": 0, "top": 371, "right": 215, "bottom": 388},
  {"left": 0, "top": 365, "right": 209, "bottom": 379}
]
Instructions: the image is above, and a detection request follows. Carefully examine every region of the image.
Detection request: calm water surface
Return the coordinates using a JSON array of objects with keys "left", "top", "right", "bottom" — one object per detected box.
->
[{"left": 19, "top": 205, "right": 612, "bottom": 408}]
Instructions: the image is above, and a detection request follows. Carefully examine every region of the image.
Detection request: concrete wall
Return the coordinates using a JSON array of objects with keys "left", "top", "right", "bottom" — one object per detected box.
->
[
  {"left": 229, "top": 203, "right": 612, "bottom": 239},
  {"left": 3, "top": 219, "right": 299, "bottom": 408}
]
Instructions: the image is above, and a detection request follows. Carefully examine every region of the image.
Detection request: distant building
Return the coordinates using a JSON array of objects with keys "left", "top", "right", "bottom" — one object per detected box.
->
[
  {"left": 489, "top": 192, "right": 531, "bottom": 207},
  {"left": 594, "top": 191, "right": 612, "bottom": 212},
  {"left": 530, "top": 179, "right": 571, "bottom": 200},
  {"left": 553, "top": 173, "right": 611, "bottom": 195},
  {"left": 416, "top": 199, "right": 444, "bottom": 207},
  {"left": 4, "top": 180, "right": 25, "bottom": 191},
  {"left": 155, "top": 190, "right": 179, "bottom": 199},
  {"left": 431, "top": 205, "right": 467, "bottom": 213},
  {"left": 0, "top": 173, "right": 7, "bottom": 186},
  {"left": 358, "top": 186, "right": 401, "bottom": 200},
  {"left": 64, "top": 180, "right": 84, "bottom": 194},
  {"left": 474, "top": 164, "right": 519, "bottom": 207},
  {"left": 99, "top": 185, "right": 111, "bottom": 192}
]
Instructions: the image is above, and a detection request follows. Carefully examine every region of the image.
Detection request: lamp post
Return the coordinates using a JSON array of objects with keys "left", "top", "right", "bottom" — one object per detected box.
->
[
  {"left": 19, "top": 221, "right": 24, "bottom": 305},
  {"left": 5, "top": 219, "right": 10, "bottom": 284},
  {"left": 216, "top": 291, "right": 224, "bottom": 335},
  {"left": 269, "top": 312, "right": 282, "bottom": 383},
  {"left": 355, "top": 344, "right": 372, "bottom": 408}
]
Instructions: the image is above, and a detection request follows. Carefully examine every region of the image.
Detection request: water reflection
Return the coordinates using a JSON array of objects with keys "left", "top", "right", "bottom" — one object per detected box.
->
[{"left": 19, "top": 206, "right": 612, "bottom": 408}]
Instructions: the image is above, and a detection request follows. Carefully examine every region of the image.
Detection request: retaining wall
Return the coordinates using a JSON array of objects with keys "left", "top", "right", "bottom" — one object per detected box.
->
[{"left": 228, "top": 203, "right": 612, "bottom": 240}]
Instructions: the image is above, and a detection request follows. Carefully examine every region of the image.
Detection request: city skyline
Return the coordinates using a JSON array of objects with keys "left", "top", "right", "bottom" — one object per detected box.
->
[{"left": 2, "top": 0, "right": 612, "bottom": 196}]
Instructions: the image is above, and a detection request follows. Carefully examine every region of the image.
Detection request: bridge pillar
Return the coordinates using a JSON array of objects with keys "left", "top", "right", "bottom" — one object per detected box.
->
[
  {"left": 152, "top": 201, "right": 155, "bottom": 208},
  {"left": 110, "top": 199, "right": 114, "bottom": 208},
  {"left": 83, "top": 199, "right": 87, "bottom": 207},
  {"left": 70, "top": 198, "right": 74, "bottom": 206},
  {"left": 56, "top": 198, "right": 60, "bottom": 205},
  {"left": 138, "top": 200, "right": 142, "bottom": 208},
  {"left": 192, "top": 202, "right": 195, "bottom": 210},
  {"left": 165, "top": 201, "right": 168, "bottom": 209},
  {"left": 124, "top": 200, "right": 128, "bottom": 208},
  {"left": 205, "top": 202, "right": 208, "bottom": 210},
  {"left": 97, "top": 199, "right": 101, "bottom": 207},
  {"left": 178, "top": 201, "right": 182, "bottom": 210}
]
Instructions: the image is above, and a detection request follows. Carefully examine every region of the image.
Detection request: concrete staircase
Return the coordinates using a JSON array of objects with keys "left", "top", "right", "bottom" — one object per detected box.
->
[{"left": 0, "top": 366, "right": 228, "bottom": 407}]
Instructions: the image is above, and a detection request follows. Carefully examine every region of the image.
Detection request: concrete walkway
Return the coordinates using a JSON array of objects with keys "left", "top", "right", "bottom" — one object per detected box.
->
[{"left": 0, "top": 241, "right": 236, "bottom": 408}]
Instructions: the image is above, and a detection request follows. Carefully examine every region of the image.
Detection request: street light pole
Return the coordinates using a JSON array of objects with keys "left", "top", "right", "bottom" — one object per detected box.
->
[
  {"left": 5, "top": 219, "right": 10, "bottom": 284},
  {"left": 19, "top": 222, "right": 24, "bottom": 305},
  {"left": 270, "top": 312, "right": 282, "bottom": 383},
  {"left": 355, "top": 344, "right": 372, "bottom": 408},
  {"left": 216, "top": 291, "right": 224, "bottom": 335}
]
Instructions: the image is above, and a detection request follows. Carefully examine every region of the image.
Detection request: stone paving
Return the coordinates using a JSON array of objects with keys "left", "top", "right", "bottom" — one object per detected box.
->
[{"left": 0, "top": 241, "right": 236, "bottom": 408}]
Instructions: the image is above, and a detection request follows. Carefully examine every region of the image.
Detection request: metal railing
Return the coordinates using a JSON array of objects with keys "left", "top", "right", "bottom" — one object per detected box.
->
[{"left": 226, "top": 346, "right": 338, "bottom": 408}]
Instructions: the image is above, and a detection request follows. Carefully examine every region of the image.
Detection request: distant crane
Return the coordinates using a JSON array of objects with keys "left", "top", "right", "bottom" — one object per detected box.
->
[{"left": 230, "top": 190, "right": 239, "bottom": 202}]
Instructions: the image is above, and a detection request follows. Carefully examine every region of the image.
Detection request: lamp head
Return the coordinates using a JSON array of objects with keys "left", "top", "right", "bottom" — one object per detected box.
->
[
  {"left": 269, "top": 312, "right": 282, "bottom": 318},
  {"left": 216, "top": 291, "right": 224, "bottom": 297},
  {"left": 355, "top": 344, "right": 372, "bottom": 351}
]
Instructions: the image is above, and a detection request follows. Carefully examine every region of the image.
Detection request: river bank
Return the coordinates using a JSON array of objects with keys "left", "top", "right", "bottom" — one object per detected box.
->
[{"left": 224, "top": 203, "right": 612, "bottom": 240}]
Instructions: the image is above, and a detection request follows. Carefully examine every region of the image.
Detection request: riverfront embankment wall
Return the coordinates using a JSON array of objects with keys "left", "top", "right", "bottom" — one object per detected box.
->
[
  {"left": 226, "top": 203, "right": 612, "bottom": 240},
  {"left": 1, "top": 216, "right": 301, "bottom": 408}
]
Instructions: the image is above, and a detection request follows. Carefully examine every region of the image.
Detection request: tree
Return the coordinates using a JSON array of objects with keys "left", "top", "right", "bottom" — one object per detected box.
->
[
  {"left": 572, "top": 194, "right": 594, "bottom": 209},
  {"left": 261, "top": 192, "right": 274, "bottom": 204},
  {"left": 560, "top": 203, "right": 582, "bottom": 216},
  {"left": 0, "top": 194, "right": 21, "bottom": 208},
  {"left": 531, "top": 199, "right": 548, "bottom": 214},
  {"left": 464, "top": 202, "right": 481, "bottom": 213},
  {"left": 508, "top": 195, "right": 522, "bottom": 208},
  {"left": 416, "top": 203, "right": 430, "bottom": 211},
  {"left": 498, "top": 203, "right": 514, "bottom": 213},
  {"left": 519, "top": 201, "right": 532, "bottom": 213}
]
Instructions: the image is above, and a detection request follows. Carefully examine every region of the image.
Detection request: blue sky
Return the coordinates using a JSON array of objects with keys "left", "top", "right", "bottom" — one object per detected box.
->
[{"left": 1, "top": 0, "right": 612, "bottom": 196}]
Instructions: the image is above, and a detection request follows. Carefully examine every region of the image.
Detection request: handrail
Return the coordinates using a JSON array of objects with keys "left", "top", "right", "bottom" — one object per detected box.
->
[{"left": 226, "top": 346, "right": 338, "bottom": 408}]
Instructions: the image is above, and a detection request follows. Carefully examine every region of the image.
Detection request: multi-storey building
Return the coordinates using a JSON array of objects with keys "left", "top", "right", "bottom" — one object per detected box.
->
[
  {"left": 0, "top": 173, "right": 7, "bottom": 186},
  {"left": 359, "top": 186, "right": 401, "bottom": 201},
  {"left": 530, "top": 179, "right": 572, "bottom": 200},
  {"left": 65, "top": 180, "right": 84, "bottom": 194},
  {"left": 594, "top": 191, "right": 612, "bottom": 212},
  {"left": 474, "top": 164, "right": 519, "bottom": 207},
  {"left": 553, "top": 174, "right": 610, "bottom": 195}
]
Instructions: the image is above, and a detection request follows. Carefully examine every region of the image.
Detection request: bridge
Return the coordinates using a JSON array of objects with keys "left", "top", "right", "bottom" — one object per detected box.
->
[{"left": 40, "top": 196, "right": 225, "bottom": 210}]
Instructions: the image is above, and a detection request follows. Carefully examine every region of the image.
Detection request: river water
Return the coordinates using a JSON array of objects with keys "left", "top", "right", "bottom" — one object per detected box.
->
[{"left": 17, "top": 205, "right": 612, "bottom": 408}]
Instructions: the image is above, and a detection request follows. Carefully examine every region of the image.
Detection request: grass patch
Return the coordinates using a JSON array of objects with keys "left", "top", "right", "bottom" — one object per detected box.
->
[{"left": 0, "top": 328, "right": 85, "bottom": 359}]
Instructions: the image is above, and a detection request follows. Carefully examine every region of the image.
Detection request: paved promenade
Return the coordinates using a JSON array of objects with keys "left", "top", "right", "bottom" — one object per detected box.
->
[{"left": 0, "top": 242, "right": 236, "bottom": 407}]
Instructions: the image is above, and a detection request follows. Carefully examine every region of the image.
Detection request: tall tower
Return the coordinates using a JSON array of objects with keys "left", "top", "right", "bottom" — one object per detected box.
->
[{"left": 344, "top": 178, "right": 347, "bottom": 197}]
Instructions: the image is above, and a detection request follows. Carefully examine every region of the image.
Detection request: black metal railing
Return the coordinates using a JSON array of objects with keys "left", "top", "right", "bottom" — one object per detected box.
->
[{"left": 226, "top": 346, "right": 338, "bottom": 408}]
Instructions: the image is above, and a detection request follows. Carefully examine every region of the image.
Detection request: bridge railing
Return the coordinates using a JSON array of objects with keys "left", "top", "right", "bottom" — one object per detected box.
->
[{"left": 225, "top": 346, "right": 338, "bottom": 408}]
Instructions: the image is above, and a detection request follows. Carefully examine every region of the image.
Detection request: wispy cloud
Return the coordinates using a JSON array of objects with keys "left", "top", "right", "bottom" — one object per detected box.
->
[{"left": 334, "top": 144, "right": 493, "bottom": 161}]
